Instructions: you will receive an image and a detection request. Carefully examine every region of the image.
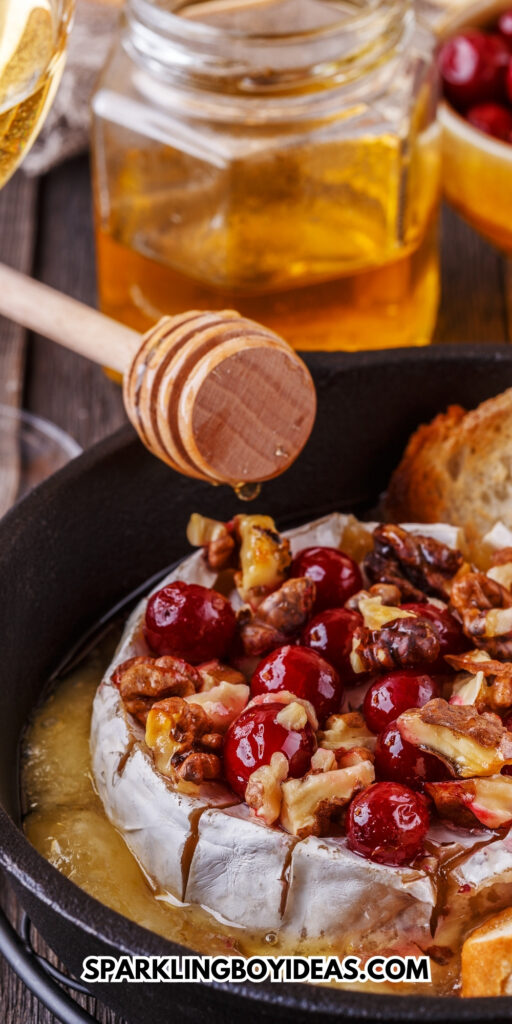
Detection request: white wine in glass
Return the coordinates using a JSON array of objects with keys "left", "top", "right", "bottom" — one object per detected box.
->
[{"left": 0, "top": 0, "right": 74, "bottom": 187}]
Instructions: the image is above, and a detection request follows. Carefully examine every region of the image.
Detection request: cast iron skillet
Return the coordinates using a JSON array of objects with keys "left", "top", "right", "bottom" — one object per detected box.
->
[{"left": 2, "top": 347, "right": 512, "bottom": 1024}]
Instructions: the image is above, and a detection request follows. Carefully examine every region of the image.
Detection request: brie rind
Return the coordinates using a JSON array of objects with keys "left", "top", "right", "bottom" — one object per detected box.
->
[
  {"left": 185, "top": 804, "right": 297, "bottom": 930},
  {"left": 281, "top": 836, "right": 436, "bottom": 950},
  {"left": 91, "top": 513, "right": 512, "bottom": 947}
]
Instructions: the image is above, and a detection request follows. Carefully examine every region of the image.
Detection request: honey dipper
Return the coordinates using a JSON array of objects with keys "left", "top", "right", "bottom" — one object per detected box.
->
[{"left": 0, "top": 263, "right": 316, "bottom": 496}]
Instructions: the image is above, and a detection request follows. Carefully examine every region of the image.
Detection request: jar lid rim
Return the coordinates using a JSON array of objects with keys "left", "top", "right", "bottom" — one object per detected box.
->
[{"left": 128, "top": 0, "right": 408, "bottom": 47}]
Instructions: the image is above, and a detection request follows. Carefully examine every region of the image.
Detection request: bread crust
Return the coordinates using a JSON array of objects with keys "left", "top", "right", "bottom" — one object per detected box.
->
[{"left": 384, "top": 389, "right": 512, "bottom": 556}]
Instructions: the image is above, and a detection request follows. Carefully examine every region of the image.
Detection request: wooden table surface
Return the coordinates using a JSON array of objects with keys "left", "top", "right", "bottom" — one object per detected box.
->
[{"left": 0, "top": 155, "right": 511, "bottom": 1024}]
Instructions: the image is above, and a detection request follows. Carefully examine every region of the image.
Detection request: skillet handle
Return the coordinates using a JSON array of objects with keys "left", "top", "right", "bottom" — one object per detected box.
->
[{"left": 0, "top": 901, "right": 97, "bottom": 1024}]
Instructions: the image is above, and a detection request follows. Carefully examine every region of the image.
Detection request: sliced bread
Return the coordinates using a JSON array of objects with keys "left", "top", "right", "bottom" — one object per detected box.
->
[{"left": 383, "top": 388, "right": 512, "bottom": 557}]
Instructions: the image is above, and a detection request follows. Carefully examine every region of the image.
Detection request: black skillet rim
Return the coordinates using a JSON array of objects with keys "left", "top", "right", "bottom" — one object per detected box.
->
[{"left": 2, "top": 345, "right": 512, "bottom": 1022}]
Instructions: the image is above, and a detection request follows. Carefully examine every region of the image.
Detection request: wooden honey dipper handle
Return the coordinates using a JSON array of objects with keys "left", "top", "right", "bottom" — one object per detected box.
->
[{"left": 0, "top": 263, "right": 316, "bottom": 488}]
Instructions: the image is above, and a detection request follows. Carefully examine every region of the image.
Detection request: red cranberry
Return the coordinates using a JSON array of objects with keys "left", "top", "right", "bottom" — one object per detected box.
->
[
  {"left": 467, "top": 101, "right": 512, "bottom": 140},
  {"left": 145, "top": 581, "right": 236, "bottom": 663},
  {"left": 498, "top": 9, "right": 512, "bottom": 42},
  {"left": 223, "top": 702, "right": 316, "bottom": 798},
  {"left": 251, "top": 645, "right": 342, "bottom": 724},
  {"left": 363, "top": 670, "right": 440, "bottom": 734},
  {"left": 401, "top": 602, "right": 468, "bottom": 672},
  {"left": 507, "top": 61, "right": 512, "bottom": 104},
  {"left": 290, "top": 546, "right": 362, "bottom": 612},
  {"left": 347, "top": 782, "right": 430, "bottom": 866},
  {"left": 439, "top": 31, "right": 509, "bottom": 110},
  {"left": 374, "top": 722, "right": 450, "bottom": 790},
  {"left": 301, "top": 607, "right": 363, "bottom": 687}
]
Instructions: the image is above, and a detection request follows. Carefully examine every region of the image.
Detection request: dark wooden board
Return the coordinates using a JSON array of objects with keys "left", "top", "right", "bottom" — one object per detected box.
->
[{"left": 0, "top": 156, "right": 510, "bottom": 1024}]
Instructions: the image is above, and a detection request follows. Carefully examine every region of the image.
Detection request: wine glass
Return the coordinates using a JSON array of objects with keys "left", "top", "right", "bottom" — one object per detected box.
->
[
  {"left": 0, "top": 0, "right": 74, "bottom": 186},
  {"left": 0, "top": 0, "right": 77, "bottom": 516}
]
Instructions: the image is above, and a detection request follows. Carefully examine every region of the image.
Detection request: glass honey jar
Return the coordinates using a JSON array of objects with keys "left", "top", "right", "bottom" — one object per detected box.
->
[{"left": 92, "top": 0, "right": 441, "bottom": 352}]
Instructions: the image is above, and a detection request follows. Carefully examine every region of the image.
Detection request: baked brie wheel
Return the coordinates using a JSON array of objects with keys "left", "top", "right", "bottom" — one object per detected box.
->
[{"left": 91, "top": 512, "right": 512, "bottom": 970}]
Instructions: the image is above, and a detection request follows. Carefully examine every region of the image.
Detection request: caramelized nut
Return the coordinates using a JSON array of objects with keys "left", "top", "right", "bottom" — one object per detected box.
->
[
  {"left": 350, "top": 617, "right": 440, "bottom": 674},
  {"left": 426, "top": 776, "right": 512, "bottom": 830},
  {"left": 319, "top": 712, "right": 376, "bottom": 753},
  {"left": 398, "top": 698, "right": 512, "bottom": 778},
  {"left": 364, "top": 524, "right": 463, "bottom": 602},
  {"left": 237, "top": 577, "right": 315, "bottom": 656},
  {"left": 245, "top": 751, "right": 289, "bottom": 825},
  {"left": 280, "top": 760, "right": 374, "bottom": 838},
  {"left": 451, "top": 572, "right": 512, "bottom": 659},
  {"left": 113, "top": 655, "right": 200, "bottom": 724}
]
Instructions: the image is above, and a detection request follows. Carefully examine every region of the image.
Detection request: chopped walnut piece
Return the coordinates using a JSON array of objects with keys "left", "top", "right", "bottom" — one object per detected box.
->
[
  {"left": 237, "top": 577, "right": 315, "bottom": 656},
  {"left": 175, "top": 751, "right": 222, "bottom": 785},
  {"left": 451, "top": 572, "right": 512, "bottom": 659},
  {"left": 186, "top": 513, "right": 236, "bottom": 571},
  {"left": 488, "top": 550, "right": 512, "bottom": 592},
  {"left": 350, "top": 617, "right": 440, "bottom": 674},
  {"left": 426, "top": 776, "right": 512, "bottom": 830},
  {"left": 446, "top": 651, "right": 493, "bottom": 675},
  {"left": 280, "top": 760, "right": 374, "bottom": 838},
  {"left": 450, "top": 669, "right": 489, "bottom": 713},
  {"left": 248, "top": 690, "right": 318, "bottom": 731},
  {"left": 448, "top": 651, "right": 512, "bottom": 711},
  {"left": 186, "top": 681, "right": 249, "bottom": 732},
  {"left": 276, "top": 701, "right": 308, "bottom": 731},
  {"left": 197, "top": 661, "right": 246, "bottom": 692},
  {"left": 245, "top": 751, "right": 289, "bottom": 825},
  {"left": 356, "top": 595, "right": 416, "bottom": 631},
  {"left": 364, "top": 524, "right": 464, "bottom": 602},
  {"left": 310, "top": 748, "right": 337, "bottom": 772},
  {"left": 319, "top": 712, "right": 376, "bottom": 753},
  {"left": 346, "top": 584, "right": 402, "bottom": 611},
  {"left": 490, "top": 547, "right": 512, "bottom": 567},
  {"left": 234, "top": 514, "right": 291, "bottom": 607},
  {"left": 398, "top": 698, "right": 512, "bottom": 778},
  {"left": 113, "top": 656, "right": 200, "bottom": 724},
  {"left": 335, "top": 747, "right": 374, "bottom": 769},
  {"left": 145, "top": 696, "right": 223, "bottom": 782}
]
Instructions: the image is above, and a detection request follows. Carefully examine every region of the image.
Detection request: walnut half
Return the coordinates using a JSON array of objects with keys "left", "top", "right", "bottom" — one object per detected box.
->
[
  {"left": 113, "top": 656, "right": 200, "bottom": 724},
  {"left": 364, "top": 524, "right": 463, "bottom": 602},
  {"left": 398, "top": 699, "right": 512, "bottom": 778},
  {"left": 350, "top": 616, "right": 440, "bottom": 674},
  {"left": 237, "top": 577, "right": 316, "bottom": 656},
  {"left": 279, "top": 760, "right": 374, "bottom": 838},
  {"left": 145, "top": 696, "right": 223, "bottom": 785}
]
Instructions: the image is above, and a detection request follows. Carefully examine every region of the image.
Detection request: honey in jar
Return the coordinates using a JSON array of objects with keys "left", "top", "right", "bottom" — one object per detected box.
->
[{"left": 92, "top": 0, "right": 441, "bottom": 351}]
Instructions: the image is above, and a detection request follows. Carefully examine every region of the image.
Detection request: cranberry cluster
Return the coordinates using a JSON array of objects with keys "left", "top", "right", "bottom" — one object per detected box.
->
[
  {"left": 440, "top": 16, "right": 512, "bottom": 142},
  {"left": 143, "top": 544, "right": 467, "bottom": 869}
]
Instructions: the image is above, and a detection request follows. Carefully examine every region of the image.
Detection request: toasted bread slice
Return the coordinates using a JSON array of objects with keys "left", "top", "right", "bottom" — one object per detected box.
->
[
  {"left": 462, "top": 907, "right": 512, "bottom": 996},
  {"left": 384, "top": 389, "right": 512, "bottom": 559}
]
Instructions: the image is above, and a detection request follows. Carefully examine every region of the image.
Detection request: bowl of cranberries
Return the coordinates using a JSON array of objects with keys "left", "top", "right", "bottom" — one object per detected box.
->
[{"left": 439, "top": 9, "right": 512, "bottom": 250}]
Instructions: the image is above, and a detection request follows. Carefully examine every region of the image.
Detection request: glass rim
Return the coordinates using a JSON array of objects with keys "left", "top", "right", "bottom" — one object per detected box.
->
[
  {"left": 0, "top": 404, "right": 82, "bottom": 460},
  {"left": 128, "top": 0, "right": 408, "bottom": 47}
]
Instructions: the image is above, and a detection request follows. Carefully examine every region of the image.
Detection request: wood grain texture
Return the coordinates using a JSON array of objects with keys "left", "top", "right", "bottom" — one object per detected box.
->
[
  {"left": 24, "top": 157, "right": 125, "bottom": 447},
  {"left": 0, "top": 174, "right": 37, "bottom": 514},
  {"left": 434, "top": 205, "right": 508, "bottom": 344},
  {"left": 0, "top": 173, "right": 36, "bottom": 409},
  {"left": 124, "top": 310, "right": 316, "bottom": 484},
  {"left": 0, "top": 155, "right": 511, "bottom": 1024}
]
